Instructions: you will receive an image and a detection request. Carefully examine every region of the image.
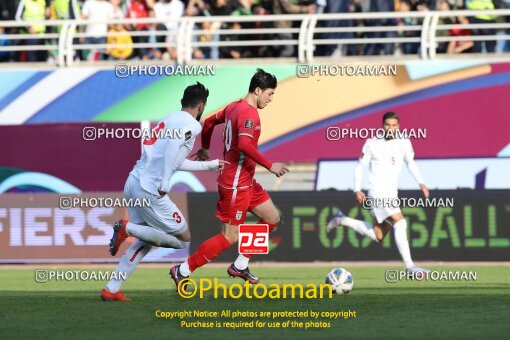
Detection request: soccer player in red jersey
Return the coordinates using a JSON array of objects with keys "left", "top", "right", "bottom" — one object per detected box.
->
[{"left": 170, "top": 69, "right": 289, "bottom": 290}]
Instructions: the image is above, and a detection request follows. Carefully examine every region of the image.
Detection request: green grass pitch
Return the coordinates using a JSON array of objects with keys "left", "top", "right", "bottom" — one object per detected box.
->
[{"left": 0, "top": 265, "right": 509, "bottom": 339}]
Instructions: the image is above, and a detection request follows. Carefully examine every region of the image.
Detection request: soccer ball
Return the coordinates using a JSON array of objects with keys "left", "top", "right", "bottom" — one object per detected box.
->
[{"left": 325, "top": 268, "right": 354, "bottom": 294}]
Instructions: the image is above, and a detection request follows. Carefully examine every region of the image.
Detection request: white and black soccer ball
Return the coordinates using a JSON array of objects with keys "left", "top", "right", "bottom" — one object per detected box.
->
[{"left": 325, "top": 268, "right": 354, "bottom": 294}]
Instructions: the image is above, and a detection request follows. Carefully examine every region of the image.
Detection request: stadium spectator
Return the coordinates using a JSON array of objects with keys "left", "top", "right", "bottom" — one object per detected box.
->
[
  {"left": 371, "top": 0, "right": 400, "bottom": 55},
  {"left": 447, "top": 15, "right": 475, "bottom": 53},
  {"left": 435, "top": 0, "right": 455, "bottom": 54},
  {"left": 465, "top": 0, "right": 497, "bottom": 53},
  {"left": 1, "top": 0, "right": 20, "bottom": 21},
  {"left": 207, "top": 0, "right": 235, "bottom": 60},
  {"left": 0, "top": 26, "right": 11, "bottom": 61},
  {"left": 5, "top": 0, "right": 20, "bottom": 61},
  {"left": 422, "top": 0, "right": 438, "bottom": 10},
  {"left": 347, "top": 0, "right": 365, "bottom": 56},
  {"left": 127, "top": 0, "right": 151, "bottom": 60},
  {"left": 229, "top": 0, "right": 276, "bottom": 58},
  {"left": 398, "top": 0, "right": 420, "bottom": 55},
  {"left": 364, "top": 0, "right": 397, "bottom": 55},
  {"left": 184, "top": 0, "right": 209, "bottom": 16},
  {"left": 110, "top": 0, "right": 124, "bottom": 19},
  {"left": 219, "top": 21, "right": 248, "bottom": 58},
  {"left": 15, "top": 0, "right": 51, "bottom": 62},
  {"left": 249, "top": 3, "right": 278, "bottom": 58},
  {"left": 193, "top": 21, "right": 214, "bottom": 59},
  {"left": 51, "top": 0, "right": 80, "bottom": 20},
  {"left": 273, "top": 0, "right": 314, "bottom": 57},
  {"left": 81, "top": 0, "right": 114, "bottom": 60},
  {"left": 232, "top": 0, "right": 253, "bottom": 16},
  {"left": 153, "top": 0, "right": 185, "bottom": 60},
  {"left": 143, "top": 7, "right": 162, "bottom": 59},
  {"left": 106, "top": 22, "right": 133, "bottom": 59},
  {"left": 209, "top": 0, "right": 233, "bottom": 16},
  {"left": 502, "top": 0, "right": 510, "bottom": 52},
  {"left": 47, "top": 0, "right": 81, "bottom": 63},
  {"left": 316, "top": 0, "right": 356, "bottom": 57},
  {"left": 256, "top": 0, "right": 273, "bottom": 13}
]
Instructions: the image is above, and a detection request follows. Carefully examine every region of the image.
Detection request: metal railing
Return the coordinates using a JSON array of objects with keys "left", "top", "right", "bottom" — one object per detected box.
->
[{"left": 0, "top": 10, "right": 509, "bottom": 66}]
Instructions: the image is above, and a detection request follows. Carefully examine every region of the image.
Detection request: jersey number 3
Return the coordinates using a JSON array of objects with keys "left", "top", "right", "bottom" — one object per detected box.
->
[
  {"left": 173, "top": 212, "right": 182, "bottom": 224},
  {"left": 143, "top": 122, "right": 165, "bottom": 146}
]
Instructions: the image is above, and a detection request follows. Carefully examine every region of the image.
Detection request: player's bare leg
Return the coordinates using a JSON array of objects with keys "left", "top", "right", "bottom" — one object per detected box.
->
[
  {"left": 372, "top": 218, "right": 395, "bottom": 241},
  {"left": 221, "top": 222, "right": 240, "bottom": 243},
  {"left": 229, "top": 199, "right": 280, "bottom": 283}
]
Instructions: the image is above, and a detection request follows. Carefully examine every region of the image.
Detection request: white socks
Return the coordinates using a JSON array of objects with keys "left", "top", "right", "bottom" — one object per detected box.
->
[
  {"left": 106, "top": 222, "right": 190, "bottom": 293},
  {"left": 233, "top": 254, "right": 250, "bottom": 270},
  {"left": 106, "top": 239, "right": 152, "bottom": 293},
  {"left": 179, "top": 260, "right": 191, "bottom": 276},
  {"left": 126, "top": 222, "right": 189, "bottom": 249},
  {"left": 393, "top": 219, "right": 415, "bottom": 269},
  {"left": 340, "top": 216, "right": 415, "bottom": 269},
  {"left": 340, "top": 216, "right": 379, "bottom": 242},
  {"left": 179, "top": 250, "right": 251, "bottom": 277}
]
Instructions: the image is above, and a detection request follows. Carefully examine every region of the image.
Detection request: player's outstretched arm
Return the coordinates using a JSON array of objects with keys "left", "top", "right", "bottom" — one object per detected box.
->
[
  {"left": 191, "top": 147, "right": 210, "bottom": 161},
  {"left": 269, "top": 162, "right": 290, "bottom": 178},
  {"left": 238, "top": 135, "right": 289, "bottom": 177},
  {"left": 354, "top": 190, "right": 366, "bottom": 204},
  {"left": 159, "top": 125, "right": 202, "bottom": 197},
  {"left": 354, "top": 162, "right": 367, "bottom": 204},
  {"left": 197, "top": 109, "right": 227, "bottom": 160},
  {"left": 404, "top": 140, "right": 428, "bottom": 198},
  {"left": 419, "top": 183, "right": 430, "bottom": 199},
  {"left": 179, "top": 159, "right": 229, "bottom": 172},
  {"left": 159, "top": 142, "right": 192, "bottom": 197},
  {"left": 354, "top": 140, "right": 371, "bottom": 204}
]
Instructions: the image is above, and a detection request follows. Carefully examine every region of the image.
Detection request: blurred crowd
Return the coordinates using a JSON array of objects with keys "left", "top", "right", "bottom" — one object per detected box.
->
[{"left": 0, "top": 0, "right": 509, "bottom": 62}]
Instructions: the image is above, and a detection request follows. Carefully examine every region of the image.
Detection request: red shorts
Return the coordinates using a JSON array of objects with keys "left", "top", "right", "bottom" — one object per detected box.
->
[{"left": 216, "top": 180, "right": 270, "bottom": 225}]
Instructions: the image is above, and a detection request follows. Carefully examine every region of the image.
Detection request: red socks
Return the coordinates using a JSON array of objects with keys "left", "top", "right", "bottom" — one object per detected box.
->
[
  {"left": 188, "top": 233, "right": 232, "bottom": 271},
  {"left": 188, "top": 220, "right": 278, "bottom": 269}
]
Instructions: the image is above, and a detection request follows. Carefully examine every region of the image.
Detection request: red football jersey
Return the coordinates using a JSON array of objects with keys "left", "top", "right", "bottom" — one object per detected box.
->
[{"left": 216, "top": 99, "right": 261, "bottom": 189}]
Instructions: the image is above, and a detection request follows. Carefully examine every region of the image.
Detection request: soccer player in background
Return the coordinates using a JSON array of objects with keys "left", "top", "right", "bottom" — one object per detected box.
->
[
  {"left": 327, "top": 112, "right": 430, "bottom": 274},
  {"left": 101, "top": 82, "right": 227, "bottom": 301},
  {"left": 170, "top": 69, "right": 289, "bottom": 291}
]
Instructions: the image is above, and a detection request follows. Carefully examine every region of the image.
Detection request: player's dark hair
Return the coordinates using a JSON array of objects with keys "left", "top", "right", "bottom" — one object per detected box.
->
[
  {"left": 181, "top": 82, "right": 209, "bottom": 108},
  {"left": 249, "top": 68, "right": 277, "bottom": 93},
  {"left": 382, "top": 111, "right": 399, "bottom": 123}
]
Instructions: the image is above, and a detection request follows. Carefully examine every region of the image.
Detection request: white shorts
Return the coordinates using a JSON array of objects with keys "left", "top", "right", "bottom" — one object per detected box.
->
[
  {"left": 368, "top": 192, "right": 401, "bottom": 224},
  {"left": 124, "top": 174, "right": 187, "bottom": 235}
]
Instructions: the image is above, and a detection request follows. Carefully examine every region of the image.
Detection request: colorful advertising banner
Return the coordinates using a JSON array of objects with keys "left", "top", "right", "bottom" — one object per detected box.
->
[
  {"left": 188, "top": 190, "right": 510, "bottom": 262},
  {"left": 0, "top": 192, "right": 189, "bottom": 263}
]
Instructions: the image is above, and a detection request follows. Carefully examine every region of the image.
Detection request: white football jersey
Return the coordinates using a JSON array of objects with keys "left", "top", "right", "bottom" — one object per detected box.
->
[
  {"left": 130, "top": 110, "right": 202, "bottom": 195},
  {"left": 356, "top": 137, "right": 423, "bottom": 197}
]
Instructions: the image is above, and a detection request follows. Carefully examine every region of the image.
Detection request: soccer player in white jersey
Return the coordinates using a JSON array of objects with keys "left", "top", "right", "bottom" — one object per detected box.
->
[
  {"left": 327, "top": 112, "right": 430, "bottom": 275},
  {"left": 100, "top": 83, "right": 227, "bottom": 301}
]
